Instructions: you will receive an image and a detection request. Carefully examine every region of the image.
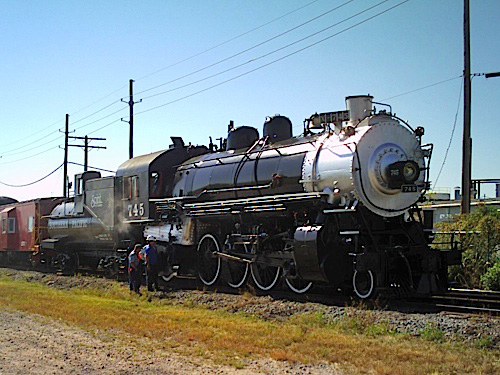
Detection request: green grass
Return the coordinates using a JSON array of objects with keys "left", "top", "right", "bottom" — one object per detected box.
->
[{"left": 0, "top": 276, "right": 498, "bottom": 374}]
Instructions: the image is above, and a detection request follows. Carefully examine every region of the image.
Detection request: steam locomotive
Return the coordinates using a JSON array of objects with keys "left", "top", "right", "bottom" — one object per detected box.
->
[{"left": 39, "top": 95, "right": 461, "bottom": 298}]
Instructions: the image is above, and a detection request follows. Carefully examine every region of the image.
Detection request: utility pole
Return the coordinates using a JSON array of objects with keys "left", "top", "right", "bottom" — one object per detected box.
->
[
  {"left": 68, "top": 136, "right": 106, "bottom": 171},
  {"left": 63, "top": 114, "right": 69, "bottom": 198},
  {"left": 461, "top": 0, "right": 471, "bottom": 214},
  {"left": 121, "top": 79, "right": 142, "bottom": 159}
]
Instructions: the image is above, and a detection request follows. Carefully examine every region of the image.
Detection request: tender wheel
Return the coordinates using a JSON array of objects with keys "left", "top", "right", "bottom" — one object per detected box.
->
[
  {"left": 285, "top": 276, "right": 313, "bottom": 294},
  {"left": 54, "top": 252, "right": 79, "bottom": 275},
  {"left": 197, "top": 234, "right": 221, "bottom": 286},
  {"left": 352, "top": 269, "right": 376, "bottom": 299},
  {"left": 250, "top": 263, "right": 281, "bottom": 291},
  {"left": 226, "top": 244, "right": 250, "bottom": 288}
]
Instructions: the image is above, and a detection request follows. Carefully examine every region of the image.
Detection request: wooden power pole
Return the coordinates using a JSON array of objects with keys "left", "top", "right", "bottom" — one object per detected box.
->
[
  {"left": 121, "top": 79, "right": 142, "bottom": 159},
  {"left": 68, "top": 135, "right": 106, "bottom": 171},
  {"left": 461, "top": 0, "right": 472, "bottom": 214},
  {"left": 63, "top": 114, "right": 69, "bottom": 198}
]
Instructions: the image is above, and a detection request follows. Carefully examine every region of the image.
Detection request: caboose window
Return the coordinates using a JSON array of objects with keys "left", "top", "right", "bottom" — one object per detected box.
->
[
  {"left": 8, "top": 218, "right": 16, "bottom": 234},
  {"left": 1, "top": 219, "right": 5, "bottom": 234}
]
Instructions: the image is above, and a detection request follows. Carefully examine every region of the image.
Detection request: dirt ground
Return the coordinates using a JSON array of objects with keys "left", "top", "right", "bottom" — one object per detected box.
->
[{"left": 0, "top": 308, "right": 344, "bottom": 375}]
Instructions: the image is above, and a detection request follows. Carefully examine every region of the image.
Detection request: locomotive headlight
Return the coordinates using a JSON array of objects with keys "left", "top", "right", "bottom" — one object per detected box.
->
[
  {"left": 402, "top": 161, "right": 419, "bottom": 183},
  {"left": 385, "top": 160, "right": 420, "bottom": 189}
]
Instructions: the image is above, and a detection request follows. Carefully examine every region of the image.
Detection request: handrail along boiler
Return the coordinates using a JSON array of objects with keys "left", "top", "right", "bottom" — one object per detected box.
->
[{"left": 42, "top": 95, "right": 460, "bottom": 298}]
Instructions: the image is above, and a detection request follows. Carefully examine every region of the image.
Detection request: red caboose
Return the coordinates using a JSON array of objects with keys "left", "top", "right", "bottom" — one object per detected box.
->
[{"left": 0, "top": 198, "right": 63, "bottom": 264}]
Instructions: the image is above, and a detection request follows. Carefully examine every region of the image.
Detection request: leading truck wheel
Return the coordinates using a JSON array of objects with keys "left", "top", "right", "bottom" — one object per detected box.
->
[
  {"left": 353, "top": 270, "right": 376, "bottom": 299},
  {"left": 196, "top": 234, "right": 221, "bottom": 286}
]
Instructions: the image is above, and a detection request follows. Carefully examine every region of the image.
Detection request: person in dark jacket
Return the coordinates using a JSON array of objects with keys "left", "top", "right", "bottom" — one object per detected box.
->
[
  {"left": 142, "top": 235, "right": 160, "bottom": 292},
  {"left": 128, "top": 244, "right": 142, "bottom": 294}
]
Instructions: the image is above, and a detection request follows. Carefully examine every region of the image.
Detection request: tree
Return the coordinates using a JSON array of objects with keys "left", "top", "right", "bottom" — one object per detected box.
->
[{"left": 436, "top": 206, "right": 500, "bottom": 289}]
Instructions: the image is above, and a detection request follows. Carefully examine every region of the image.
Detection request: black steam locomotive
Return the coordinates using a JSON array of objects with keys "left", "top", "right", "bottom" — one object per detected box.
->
[{"left": 41, "top": 95, "right": 461, "bottom": 298}]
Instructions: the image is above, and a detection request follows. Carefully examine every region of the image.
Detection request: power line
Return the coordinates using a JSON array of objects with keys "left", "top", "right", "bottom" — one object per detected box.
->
[
  {"left": 68, "top": 162, "right": 115, "bottom": 173},
  {"left": 381, "top": 75, "right": 462, "bottom": 101},
  {"left": 71, "top": 100, "right": 121, "bottom": 126},
  {"left": 87, "top": 119, "right": 121, "bottom": 135},
  {"left": 134, "top": 0, "right": 410, "bottom": 117},
  {"left": 0, "top": 133, "right": 61, "bottom": 157},
  {"left": 0, "top": 130, "right": 60, "bottom": 156},
  {"left": 135, "top": 0, "right": 357, "bottom": 97},
  {"left": 0, "top": 163, "right": 63, "bottom": 187},
  {"left": 140, "top": 0, "right": 387, "bottom": 102},
  {"left": 0, "top": 120, "right": 63, "bottom": 150},
  {"left": 70, "top": 86, "right": 128, "bottom": 117},
  {"left": 0, "top": 98, "right": 123, "bottom": 155},
  {"left": 0, "top": 1, "right": 323, "bottom": 152},
  {"left": 73, "top": 106, "right": 128, "bottom": 132},
  {"left": 433, "top": 79, "right": 464, "bottom": 187},
  {"left": 56, "top": 1, "right": 326, "bottom": 132},
  {"left": 36, "top": 2, "right": 344, "bottom": 139},
  {"left": 0, "top": 146, "right": 60, "bottom": 165},
  {"left": 0, "top": 89, "right": 126, "bottom": 153},
  {"left": 1, "top": 0, "right": 408, "bottom": 164},
  {"left": 135, "top": 0, "right": 324, "bottom": 82},
  {"left": 0, "top": 136, "right": 80, "bottom": 164}
]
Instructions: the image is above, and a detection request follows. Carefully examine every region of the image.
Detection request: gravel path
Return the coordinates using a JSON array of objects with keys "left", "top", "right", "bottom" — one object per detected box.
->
[{"left": 0, "top": 309, "right": 343, "bottom": 375}]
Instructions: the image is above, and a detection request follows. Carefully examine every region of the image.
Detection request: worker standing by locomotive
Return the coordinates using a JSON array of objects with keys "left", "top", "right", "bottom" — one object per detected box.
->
[
  {"left": 128, "top": 244, "right": 142, "bottom": 294},
  {"left": 142, "top": 235, "right": 160, "bottom": 292}
]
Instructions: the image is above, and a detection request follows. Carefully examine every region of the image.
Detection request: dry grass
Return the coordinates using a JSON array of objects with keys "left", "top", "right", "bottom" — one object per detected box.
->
[{"left": 0, "top": 276, "right": 498, "bottom": 374}]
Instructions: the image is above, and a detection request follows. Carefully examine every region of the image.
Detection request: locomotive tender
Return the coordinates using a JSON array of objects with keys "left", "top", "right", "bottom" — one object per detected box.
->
[{"left": 41, "top": 95, "right": 460, "bottom": 298}]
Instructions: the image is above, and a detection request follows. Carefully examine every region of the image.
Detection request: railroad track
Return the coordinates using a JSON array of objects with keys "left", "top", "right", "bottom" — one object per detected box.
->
[{"left": 424, "top": 289, "right": 500, "bottom": 316}]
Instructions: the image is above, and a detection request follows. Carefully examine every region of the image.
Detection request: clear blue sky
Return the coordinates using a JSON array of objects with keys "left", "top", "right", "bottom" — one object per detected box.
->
[{"left": 1, "top": 0, "right": 499, "bottom": 201}]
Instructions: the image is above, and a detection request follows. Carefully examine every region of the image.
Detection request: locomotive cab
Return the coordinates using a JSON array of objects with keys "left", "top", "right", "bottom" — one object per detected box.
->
[
  {"left": 74, "top": 171, "right": 101, "bottom": 214},
  {"left": 116, "top": 137, "right": 209, "bottom": 222}
]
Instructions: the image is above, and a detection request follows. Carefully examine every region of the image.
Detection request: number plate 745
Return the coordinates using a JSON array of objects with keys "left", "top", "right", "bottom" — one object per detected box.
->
[{"left": 401, "top": 185, "right": 418, "bottom": 193}]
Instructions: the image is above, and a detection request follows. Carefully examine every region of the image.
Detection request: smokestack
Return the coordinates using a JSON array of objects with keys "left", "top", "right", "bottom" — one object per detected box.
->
[{"left": 346, "top": 95, "right": 373, "bottom": 127}]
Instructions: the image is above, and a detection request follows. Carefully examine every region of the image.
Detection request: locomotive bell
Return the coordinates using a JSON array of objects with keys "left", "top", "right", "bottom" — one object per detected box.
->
[{"left": 309, "top": 113, "right": 324, "bottom": 130}]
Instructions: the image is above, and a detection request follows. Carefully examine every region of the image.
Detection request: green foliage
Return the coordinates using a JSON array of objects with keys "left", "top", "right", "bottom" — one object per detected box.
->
[
  {"left": 436, "top": 206, "right": 500, "bottom": 289},
  {"left": 474, "top": 335, "right": 494, "bottom": 350},
  {"left": 419, "top": 324, "right": 446, "bottom": 343},
  {"left": 337, "top": 307, "right": 391, "bottom": 337},
  {"left": 480, "top": 261, "right": 500, "bottom": 291}
]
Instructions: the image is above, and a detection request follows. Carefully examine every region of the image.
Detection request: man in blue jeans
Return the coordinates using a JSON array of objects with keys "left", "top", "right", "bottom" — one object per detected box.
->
[{"left": 142, "top": 235, "right": 160, "bottom": 292}]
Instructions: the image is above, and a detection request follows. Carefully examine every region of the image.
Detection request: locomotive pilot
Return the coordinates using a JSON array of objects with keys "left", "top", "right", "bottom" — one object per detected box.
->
[{"left": 142, "top": 235, "right": 160, "bottom": 292}]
